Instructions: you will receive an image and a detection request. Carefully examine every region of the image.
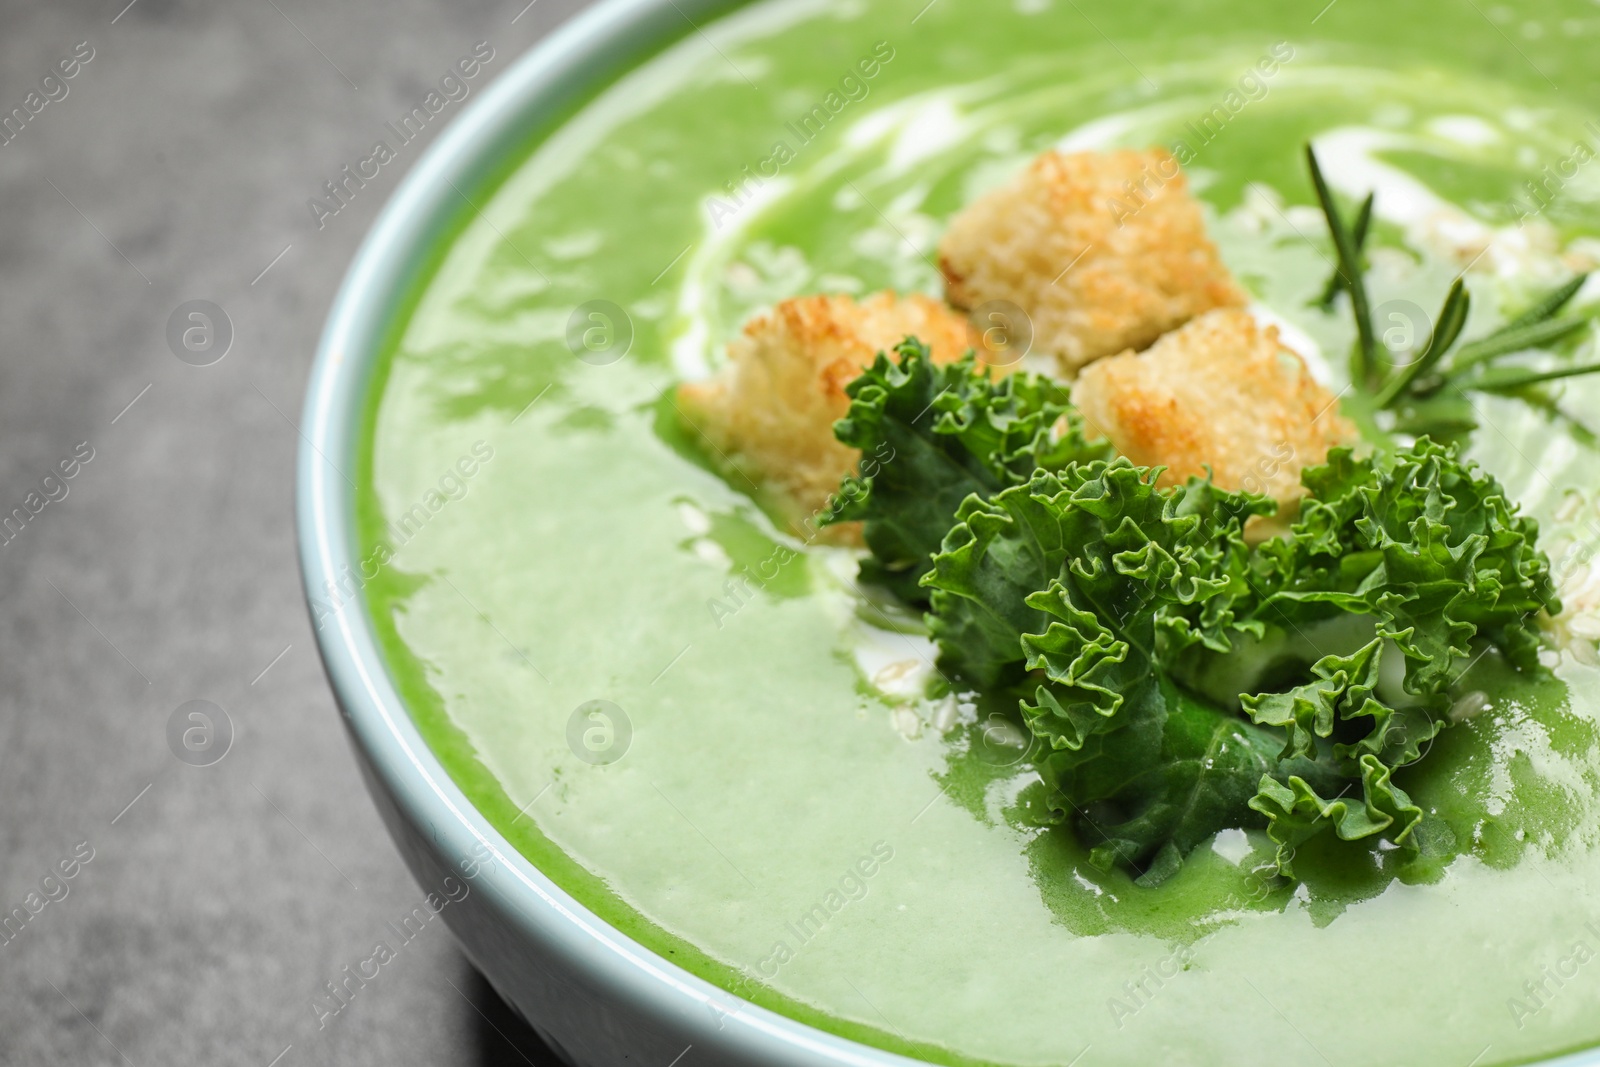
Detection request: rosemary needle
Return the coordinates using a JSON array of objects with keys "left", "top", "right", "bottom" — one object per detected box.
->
[
  {"left": 1317, "top": 192, "right": 1374, "bottom": 308},
  {"left": 1473, "top": 360, "right": 1600, "bottom": 393},
  {"left": 1307, "top": 145, "right": 1380, "bottom": 387},
  {"left": 1374, "top": 279, "right": 1470, "bottom": 408},
  {"left": 1449, "top": 316, "right": 1591, "bottom": 373}
]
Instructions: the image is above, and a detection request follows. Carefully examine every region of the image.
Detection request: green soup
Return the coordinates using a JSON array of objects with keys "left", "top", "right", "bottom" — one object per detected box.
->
[{"left": 350, "top": 1, "right": 1600, "bottom": 1063}]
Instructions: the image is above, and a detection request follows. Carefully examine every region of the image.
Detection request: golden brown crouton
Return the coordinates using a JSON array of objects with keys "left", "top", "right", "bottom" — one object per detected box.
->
[
  {"left": 676, "top": 292, "right": 980, "bottom": 536},
  {"left": 1073, "top": 309, "right": 1357, "bottom": 518},
  {"left": 939, "top": 148, "right": 1247, "bottom": 373}
]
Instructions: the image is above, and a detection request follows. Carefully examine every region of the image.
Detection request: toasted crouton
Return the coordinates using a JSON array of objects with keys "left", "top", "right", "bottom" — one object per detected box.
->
[
  {"left": 1073, "top": 309, "right": 1358, "bottom": 519},
  {"left": 939, "top": 148, "right": 1247, "bottom": 373},
  {"left": 676, "top": 292, "right": 980, "bottom": 536}
]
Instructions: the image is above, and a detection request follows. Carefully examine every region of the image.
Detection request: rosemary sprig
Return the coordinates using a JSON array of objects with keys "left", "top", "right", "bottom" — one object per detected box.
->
[
  {"left": 1307, "top": 146, "right": 1379, "bottom": 388},
  {"left": 1304, "top": 142, "right": 1600, "bottom": 436}
]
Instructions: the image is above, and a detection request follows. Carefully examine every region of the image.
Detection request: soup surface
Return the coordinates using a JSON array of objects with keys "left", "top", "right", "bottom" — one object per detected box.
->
[{"left": 352, "top": 1, "right": 1600, "bottom": 1063}]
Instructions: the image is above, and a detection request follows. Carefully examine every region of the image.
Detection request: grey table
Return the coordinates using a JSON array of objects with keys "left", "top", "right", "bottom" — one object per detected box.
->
[{"left": 0, "top": 1, "right": 593, "bottom": 1063}]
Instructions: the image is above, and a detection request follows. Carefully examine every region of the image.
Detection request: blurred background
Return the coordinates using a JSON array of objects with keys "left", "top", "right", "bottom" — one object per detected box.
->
[{"left": 0, "top": 0, "right": 594, "bottom": 1062}]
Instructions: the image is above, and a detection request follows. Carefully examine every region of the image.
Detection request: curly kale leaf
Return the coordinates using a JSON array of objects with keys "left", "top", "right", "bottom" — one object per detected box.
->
[
  {"left": 1225, "top": 441, "right": 1560, "bottom": 872},
  {"left": 1238, "top": 639, "right": 1436, "bottom": 870},
  {"left": 1044, "top": 676, "right": 1344, "bottom": 886},
  {"left": 1255, "top": 439, "right": 1561, "bottom": 702},
  {"left": 820, "top": 334, "right": 1561, "bottom": 884},
  {"left": 827, "top": 339, "right": 1109, "bottom": 604},
  {"left": 1249, "top": 756, "right": 1422, "bottom": 878},
  {"left": 916, "top": 441, "right": 1555, "bottom": 883},
  {"left": 1240, "top": 639, "right": 1439, "bottom": 768},
  {"left": 922, "top": 460, "right": 1309, "bottom": 882},
  {"left": 921, "top": 459, "right": 1269, "bottom": 717}
]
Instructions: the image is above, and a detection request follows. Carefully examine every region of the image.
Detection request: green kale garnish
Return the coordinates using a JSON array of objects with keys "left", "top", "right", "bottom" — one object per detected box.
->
[
  {"left": 833, "top": 350, "right": 1561, "bottom": 884},
  {"left": 824, "top": 339, "right": 1109, "bottom": 605},
  {"left": 923, "top": 460, "right": 1328, "bottom": 882},
  {"left": 1253, "top": 440, "right": 1558, "bottom": 698}
]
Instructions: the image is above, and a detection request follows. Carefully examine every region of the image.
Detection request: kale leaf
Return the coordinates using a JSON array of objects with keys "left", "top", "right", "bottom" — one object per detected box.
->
[
  {"left": 1253, "top": 440, "right": 1559, "bottom": 698},
  {"left": 829, "top": 345, "right": 1559, "bottom": 884},
  {"left": 921, "top": 460, "right": 1334, "bottom": 883},
  {"left": 1235, "top": 442, "right": 1561, "bottom": 870},
  {"left": 919, "top": 446, "right": 1553, "bottom": 883},
  {"left": 826, "top": 340, "right": 1109, "bottom": 604}
]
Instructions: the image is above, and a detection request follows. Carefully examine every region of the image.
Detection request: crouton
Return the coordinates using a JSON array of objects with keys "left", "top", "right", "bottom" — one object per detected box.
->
[
  {"left": 676, "top": 292, "right": 980, "bottom": 536},
  {"left": 1072, "top": 309, "right": 1358, "bottom": 520},
  {"left": 939, "top": 148, "right": 1247, "bottom": 373}
]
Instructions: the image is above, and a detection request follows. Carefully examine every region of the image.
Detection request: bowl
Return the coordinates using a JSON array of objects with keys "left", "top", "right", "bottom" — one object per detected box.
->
[
  {"left": 297, "top": 0, "right": 920, "bottom": 1064},
  {"left": 298, "top": 2, "right": 1600, "bottom": 1066}
]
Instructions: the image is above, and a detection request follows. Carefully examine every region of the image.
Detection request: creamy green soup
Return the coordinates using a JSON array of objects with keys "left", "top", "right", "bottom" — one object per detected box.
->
[{"left": 351, "top": 1, "right": 1600, "bottom": 1063}]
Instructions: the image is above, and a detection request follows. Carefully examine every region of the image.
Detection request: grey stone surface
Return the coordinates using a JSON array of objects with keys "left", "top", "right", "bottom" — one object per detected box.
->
[{"left": 0, "top": 1, "right": 593, "bottom": 1063}]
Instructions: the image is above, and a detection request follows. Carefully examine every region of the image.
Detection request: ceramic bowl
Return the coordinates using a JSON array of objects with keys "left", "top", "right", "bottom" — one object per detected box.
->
[{"left": 296, "top": 2, "right": 1600, "bottom": 1065}]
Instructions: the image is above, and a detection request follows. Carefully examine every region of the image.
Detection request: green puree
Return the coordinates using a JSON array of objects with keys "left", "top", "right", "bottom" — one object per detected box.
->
[{"left": 354, "top": 0, "right": 1600, "bottom": 1063}]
